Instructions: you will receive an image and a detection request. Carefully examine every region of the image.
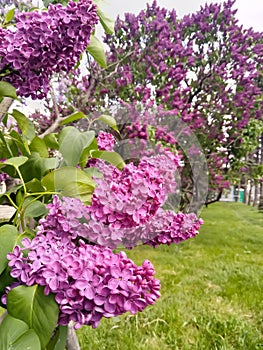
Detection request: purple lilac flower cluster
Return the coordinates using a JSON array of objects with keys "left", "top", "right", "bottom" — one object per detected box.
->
[
  {"left": 90, "top": 151, "right": 180, "bottom": 229},
  {"left": 142, "top": 209, "right": 203, "bottom": 247},
  {"left": 0, "top": 0, "right": 98, "bottom": 99},
  {"left": 6, "top": 231, "right": 160, "bottom": 329},
  {"left": 97, "top": 131, "right": 115, "bottom": 151},
  {"left": 155, "top": 125, "right": 177, "bottom": 146},
  {"left": 5, "top": 147, "right": 203, "bottom": 329},
  {"left": 33, "top": 192, "right": 202, "bottom": 249},
  {"left": 126, "top": 122, "right": 148, "bottom": 140}
]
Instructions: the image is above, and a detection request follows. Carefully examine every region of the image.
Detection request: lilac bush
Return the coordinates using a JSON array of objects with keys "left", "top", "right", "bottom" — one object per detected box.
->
[
  {"left": 53, "top": 0, "right": 263, "bottom": 205},
  {"left": 0, "top": 1, "right": 206, "bottom": 347}
]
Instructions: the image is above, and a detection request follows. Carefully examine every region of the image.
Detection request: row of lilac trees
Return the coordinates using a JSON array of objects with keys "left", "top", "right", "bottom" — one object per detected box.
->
[
  {"left": 41, "top": 0, "right": 263, "bottom": 207},
  {"left": 0, "top": 1, "right": 204, "bottom": 349}
]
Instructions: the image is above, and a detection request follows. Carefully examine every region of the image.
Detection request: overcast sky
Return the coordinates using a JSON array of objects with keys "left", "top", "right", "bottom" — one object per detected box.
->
[{"left": 100, "top": 0, "right": 263, "bottom": 32}]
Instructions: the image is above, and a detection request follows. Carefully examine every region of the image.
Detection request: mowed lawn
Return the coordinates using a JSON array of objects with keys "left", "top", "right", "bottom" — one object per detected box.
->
[{"left": 77, "top": 202, "right": 263, "bottom": 350}]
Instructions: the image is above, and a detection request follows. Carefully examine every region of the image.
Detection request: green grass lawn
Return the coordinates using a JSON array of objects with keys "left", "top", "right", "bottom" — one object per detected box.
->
[{"left": 77, "top": 202, "right": 263, "bottom": 350}]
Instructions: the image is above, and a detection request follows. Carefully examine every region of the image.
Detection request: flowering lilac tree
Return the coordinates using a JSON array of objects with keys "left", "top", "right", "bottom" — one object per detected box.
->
[
  {"left": 51, "top": 0, "right": 263, "bottom": 206},
  {"left": 0, "top": 1, "right": 204, "bottom": 349}
]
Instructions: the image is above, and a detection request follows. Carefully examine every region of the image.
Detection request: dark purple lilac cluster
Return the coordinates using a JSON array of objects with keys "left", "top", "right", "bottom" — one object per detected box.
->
[
  {"left": 155, "top": 125, "right": 177, "bottom": 146},
  {"left": 6, "top": 231, "right": 160, "bottom": 329},
  {"left": 115, "top": 65, "right": 133, "bottom": 88},
  {"left": 0, "top": 0, "right": 98, "bottom": 99},
  {"left": 126, "top": 122, "right": 148, "bottom": 140}
]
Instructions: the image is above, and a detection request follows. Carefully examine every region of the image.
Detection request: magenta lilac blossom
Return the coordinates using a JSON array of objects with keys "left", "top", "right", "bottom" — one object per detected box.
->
[{"left": 6, "top": 235, "right": 161, "bottom": 329}]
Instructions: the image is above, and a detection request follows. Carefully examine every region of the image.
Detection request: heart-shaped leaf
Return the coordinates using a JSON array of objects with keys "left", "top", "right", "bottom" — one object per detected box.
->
[
  {"left": 24, "top": 200, "right": 48, "bottom": 218},
  {"left": 97, "top": 7, "right": 115, "bottom": 34},
  {"left": 98, "top": 114, "right": 119, "bottom": 132},
  {"left": 30, "top": 136, "right": 49, "bottom": 158},
  {"left": 42, "top": 166, "right": 96, "bottom": 205},
  {"left": 59, "top": 126, "right": 95, "bottom": 167},
  {"left": 20, "top": 153, "right": 58, "bottom": 182},
  {"left": 60, "top": 111, "right": 86, "bottom": 126},
  {"left": 4, "top": 156, "right": 28, "bottom": 169},
  {"left": 7, "top": 285, "right": 59, "bottom": 349},
  {"left": 0, "top": 315, "right": 41, "bottom": 350},
  {"left": 87, "top": 35, "right": 107, "bottom": 68},
  {"left": 11, "top": 109, "right": 35, "bottom": 141},
  {"left": 0, "top": 225, "right": 19, "bottom": 275},
  {"left": 0, "top": 82, "right": 17, "bottom": 99},
  {"left": 46, "top": 325, "right": 68, "bottom": 350},
  {"left": 90, "top": 150, "right": 125, "bottom": 170}
]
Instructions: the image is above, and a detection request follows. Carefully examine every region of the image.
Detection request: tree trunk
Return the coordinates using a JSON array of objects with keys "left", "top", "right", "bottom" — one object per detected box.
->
[
  {"left": 66, "top": 323, "right": 81, "bottom": 350},
  {"left": 258, "top": 195, "right": 263, "bottom": 212},
  {"left": 248, "top": 179, "right": 253, "bottom": 206},
  {"left": 253, "top": 182, "right": 259, "bottom": 207},
  {"left": 0, "top": 97, "right": 13, "bottom": 121},
  {"left": 205, "top": 189, "right": 223, "bottom": 206}
]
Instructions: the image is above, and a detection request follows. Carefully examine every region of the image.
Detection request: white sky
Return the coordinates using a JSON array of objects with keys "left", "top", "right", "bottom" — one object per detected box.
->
[{"left": 100, "top": 0, "right": 263, "bottom": 32}]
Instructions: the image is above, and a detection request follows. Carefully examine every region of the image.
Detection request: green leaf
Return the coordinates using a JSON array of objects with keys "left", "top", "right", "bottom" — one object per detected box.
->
[
  {"left": 98, "top": 114, "right": 119, "bottom": 132},
  {"left": 7, "top": 285, "right": 59, "bottom": 350},
  {"left": 43, "top": 0, "right": 53, "bottom": 6},
  {"left": 30, "top": 136, "right": 49, "bottom": 158},
  {"left": 26, "top": 178, "right": 46, "bottom": 193},
  {"left": 0, "top": 225, "right": 19, "bottom": 275},
  {"left": 90, "top": 150, "right": 125, "bottom": 170},
  {"left": 0, "top": 81, "right": 17, "bottom": 99},
  {"left": 79, "top": 138, "right": 98, "bottom": 169},
  {"left": 0, "top": 227, "right": 35, "bottom": 278},
  {"left": 20, "top": 153, "right": 58, "bottom": 182},
  {"left": 44, "top": 133, "right": 59, "bottom": 150},
  {"left": 16, "top": 189, "right": 24, "bottom": 207},
  {"left": 4, "top": 7, "right": 15, "bottom": 24},
  {"left": 0, "top": 133, "right": 15, "bottom": 158},
  {"left": 0, "top": 132, "right": 18, "bottom": 158},
  {"left": 42, "top": 166, "right": 95, "bottom": 205},
  {"left": 11, "top": 109, "right": 36, "bottom": 141},
  {"left": 97, "top": 7, "right": 115, "bottom": 34},
  {"left": 46, "top": 326, "right": 68, "bottom": 350},
  {"left": 60, "top": 111, "right": 86, "bottom": 126},
  {"left": 24, "top": 200, "right": 48, "bottom": 218},
  {"left": 59, "top": 126, "right": 95, "bottom": 166},
  {"left": 84, "top": 167, "right": 103, "bottom": 179},
  {"left": 87, "top": 35, "right": 107, "bottom": 68},
  {"left": 9, "top": 129, "right": 31, "bottom": 156},
  {"left": 0, "top": 315, "right": 41, "bottom": 350},
  {"left": 4, "top": 156, "right": 28, "bottom": 169}
]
